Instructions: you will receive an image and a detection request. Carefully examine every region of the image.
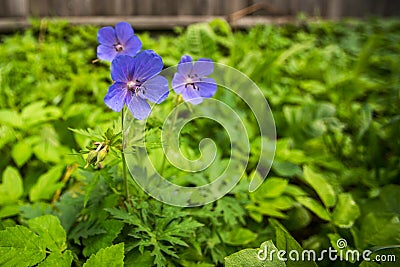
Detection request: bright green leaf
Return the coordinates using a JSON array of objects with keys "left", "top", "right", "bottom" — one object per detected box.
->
[
  {"left": 0, "top": 205, "right": 20, "bottom": 219},
  {"left": 296, "top": 196, "right": 331, "bottom": 221},
  {"left": 0, "top": 225, "right": 46, "bottom": 267},
  {"left": 0, "top": 166, "right": 23, "bottom": 205},
  {"left": 28, "top": 215, "right": 67, "bottom": 252},
  {"left": 303, "top": 166, "right": 336, "bottom": 208},
  {"left": 11, "top": 136, "right": 37, "bottom": 167},
  {"left": 225, "top": 240, "right": 286, "bottom": 267},
  {"left": 222, "top": 228, "right": 258, "bottom": 246},
  {"left": 332, "top": 193, "right": 360, "bottom": 228},
  {"left": 29, "top": 165, "right": 64, "bottom": 202},
  {"left": 83, "top": 243, "right": 124, "bottom": 267},
  {"left": 38, "top": 250, "right": 73, "bottom": 267},
  {"left": 0, "top": 109, "right": 23, "bottom": 128},
  {"left": 254, "top": 177, "right": 289, "bottom": 199}
]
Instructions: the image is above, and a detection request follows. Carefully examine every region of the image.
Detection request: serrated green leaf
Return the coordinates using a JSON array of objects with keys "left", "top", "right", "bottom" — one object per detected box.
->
[
  {"left": 225, "top": 240, "right": 285, "bottom": 267},
  {"left": 0, "top": 225, "right": 46, "bottom": 267},
  {"left": 28, "top": 215, "right": 67, "bottom": 252},
  {"left": 303, "top": 166, "right": 336, "bottom": 208},
  {"left": 332, "top": 193, "right": 360, "bottom": 228},
  {"left": 38, "top": 250, "right": 73, "bottom": 267},
  {"left": 29, "top": 165, "right": 64, "bottom": 202},
  {"left": 0, "top": 166, "right": 23, "bottom": 205},
  {"left": 83, "top": 243, "right": 124, "bottom": 267},
  {"left": 68, "top": 127, "right": 104, "bottom": 140}
]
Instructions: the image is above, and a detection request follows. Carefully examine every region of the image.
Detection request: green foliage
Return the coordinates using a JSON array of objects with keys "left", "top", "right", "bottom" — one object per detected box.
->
[
  {"left": 0, "top": 17, "right": 399, "bottom": 267},
  {"left": 83, "top": 243, "right": 124, "bottom": 267},
  {"left": 0, "top": 215, "right": 73, "bottom": 267}
]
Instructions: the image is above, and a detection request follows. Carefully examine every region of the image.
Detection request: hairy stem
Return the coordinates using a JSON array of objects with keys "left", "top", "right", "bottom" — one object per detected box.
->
[{"left": 121, "top": 108, "right": 130, "bottom": 200}]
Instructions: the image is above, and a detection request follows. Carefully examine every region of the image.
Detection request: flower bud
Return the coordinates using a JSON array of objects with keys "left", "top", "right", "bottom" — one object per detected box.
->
[
  {"left": 84, "top": 150, "right": 98, "bottom": 168},
  {"left": 95, "top": 147, "right": 108, "bottom": 165}
]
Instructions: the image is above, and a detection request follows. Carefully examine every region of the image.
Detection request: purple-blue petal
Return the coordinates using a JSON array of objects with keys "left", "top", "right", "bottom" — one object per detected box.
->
[
  {"left": 197, "top": 78, "right": 217, "bottom": 98},
  {"left": 121, "top": 35, "right": 142, "bottom": 57},
  {"left": 127, "top": 95, "right": 151, "bottom": 120},
  {"left": 177, "top": 55, "right": 193, "bottom": 76},
  {"left": 104, "top": 82, "right": 128, "bottom": 112},
  {"left": 97, "top": 44, "right": 118, "bottom": 62},
  {"left": 182, "top": 88, "right": 203, "bottom": 105},
  {"left": 140, "top": 75, "right": 169, "bottom": 104},
  {"left": 98, "top": 26, "right": 117, "bottom": 46},
  {"left": 171, "top": 73, "right": 187, "bottom": 93},
  {"left": 111, "top": 55, "right": 135, "bottom": 82},
  {"left": 115, "top": 22, "right": 135, "bottom": 45},
  {"left": 193, "top": 58, "right": 214, "bottom": 77},
  {"left": 133, "top": 50, "right": 163, "bottom": 81}
]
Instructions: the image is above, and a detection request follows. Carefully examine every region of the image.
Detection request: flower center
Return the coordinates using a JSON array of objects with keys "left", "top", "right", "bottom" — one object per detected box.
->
[
  {"left": 185, "top": 75, "right": 199, "bottom": 90},
  {"left": 114, "top": 43, "right": 124, "bottom": 52},
  {"left": 127, "top": 80, "right": 143, "bottom": 95}
]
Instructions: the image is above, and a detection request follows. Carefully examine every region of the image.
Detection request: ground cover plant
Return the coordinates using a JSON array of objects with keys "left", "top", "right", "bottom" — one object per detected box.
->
[{"left": 0, "top": 17, "right": 399, "bottom": 266}]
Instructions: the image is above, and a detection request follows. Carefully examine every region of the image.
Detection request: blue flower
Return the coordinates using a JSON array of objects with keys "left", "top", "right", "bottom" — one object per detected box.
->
[
  {"left": 104, "top": 50, "right": 169, "bottom": 120},
  {"left": 97, "top": 22, "right": 142, "bottom": 62},
  {"left": 172, "top": 55, "right": 217, "bottom": 105}
]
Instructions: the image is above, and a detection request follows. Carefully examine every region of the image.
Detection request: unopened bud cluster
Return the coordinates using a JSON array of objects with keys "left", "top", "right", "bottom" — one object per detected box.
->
[{"left": 84, "top": 142, "right": 109, "bottom": 168}]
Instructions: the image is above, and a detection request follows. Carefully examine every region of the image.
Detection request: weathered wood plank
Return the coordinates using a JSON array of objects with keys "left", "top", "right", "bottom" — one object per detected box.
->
[{"left": 0, "top": 15, "right": 299, "bottom": 33}]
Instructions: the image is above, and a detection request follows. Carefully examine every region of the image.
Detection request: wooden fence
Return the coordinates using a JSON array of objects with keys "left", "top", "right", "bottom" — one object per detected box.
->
[
  {"left": 1, "top": 0, "right": 399, "bottom": 18},
  {"left": 0, "top": 0, "right": 399, "bottom": 32}
]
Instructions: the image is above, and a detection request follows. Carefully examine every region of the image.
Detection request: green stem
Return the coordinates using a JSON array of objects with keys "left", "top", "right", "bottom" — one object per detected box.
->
[
  {"left": 121, "top": 108, "right": 130, "bottom": 200},
  {"left": 160, "top": 95, "right": 181, "bottom": 175}
]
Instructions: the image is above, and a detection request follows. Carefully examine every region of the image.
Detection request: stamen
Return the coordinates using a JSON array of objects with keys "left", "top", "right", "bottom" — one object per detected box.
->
[{"left": 114, "top": 43, "right": 124, "bottom": 52}]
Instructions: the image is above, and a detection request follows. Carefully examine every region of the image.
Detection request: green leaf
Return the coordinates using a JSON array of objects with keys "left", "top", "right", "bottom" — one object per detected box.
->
[
  {"left": 28, "top": 215, "right": 67, "bottom": 252},
  {"left": 0, "top": 225, "right": 46, "bottom": 267},
  {"left": 253, "top": 177, "right": 289, "bottom": 199},
  {"left": 29, "top": 165, "right": 64, "bottom": 202},
  {"left": 302, "top": 166, "right": 336, "bottom": 208},
  {"left": 0, "top": 166, "right": 23, "bottom": 205},
  {"left": 0, "top": 109, "right": 23, "bottom": 128},
  {"left": 358, "top": 212, "right": 400, "bottom": 247},
  {"left": 125, "top": 250, "right": 154, "bottom": 267},
  {"left": 11, "top": 137, "right": 36, "bottom": 167},
  {"left": 272, "top": 161, "right": 303, "bottom": 177},
  {"left": 222, "top": 228, "right": 258, "bottom": 246},
  {"left": 82, "top": 220, "right": 124, "bottom": 257},
  {"left": 270, "top": 219, "right": 318, "bottom": 267},
  {"left": 296, "top": 196, "right": 331, "bottom": 221},
  {"left": 38, "top": 250, "right": 73, "bottom": 267},
  {"left": 332, "top": 193, "right": 360, "bottom": 228},
  {"left": 83, "top": 243, "right": 124, "bottom": 267},
  {"left": 224, "top": 240, "right": 286, "bottom": 267},
  {"left": 285, "top": 205, "right": 312, "bottom": 230},
  {"left": 0, "top": 205, "right": 20, "bottom": 219},
  {"left": 21, "top": 101, "right": 62, "bottom": 128}
]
